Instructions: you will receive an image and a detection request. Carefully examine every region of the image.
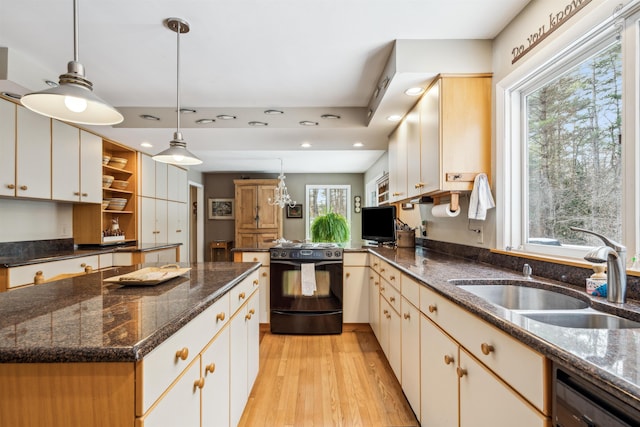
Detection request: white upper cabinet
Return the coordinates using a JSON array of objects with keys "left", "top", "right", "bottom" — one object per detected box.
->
[
  {"left": 16, "top": 106, "right": 51, "bottom": 200},
  {"left": 167, "top": 165, "right": 187, "bottom": 202},
  {"left": 0, "top": 98, "right": 16, "bottom": 197},
  {"left": 52, "top": 121, "right": 80, "bottom": 202}
]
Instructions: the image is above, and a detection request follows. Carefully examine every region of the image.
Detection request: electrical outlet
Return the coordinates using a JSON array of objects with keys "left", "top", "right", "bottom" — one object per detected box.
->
[{"left": 476, "top": 225, "right": 484, "bottom": 244}]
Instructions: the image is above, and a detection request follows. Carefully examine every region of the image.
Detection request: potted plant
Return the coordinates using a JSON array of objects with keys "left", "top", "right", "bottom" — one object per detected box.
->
[{"left": 310, "top": 212, "right": 350, "bottom": 243}]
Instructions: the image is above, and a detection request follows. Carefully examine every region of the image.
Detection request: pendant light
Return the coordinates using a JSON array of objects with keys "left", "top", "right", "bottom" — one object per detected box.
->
[
  {"left": 152, "top": 18, "right": 202, "bottom": 166},
  {"left": 268, "top": 159, "right": 296, "bottom": 208},
  {"left": 20, "top": 0, "right": 123, "bottom": 125}
]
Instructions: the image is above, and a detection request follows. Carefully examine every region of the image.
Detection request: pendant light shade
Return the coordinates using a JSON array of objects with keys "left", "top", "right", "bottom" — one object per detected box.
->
[
  {"left": 152, "top": 18, "right": 202, "bottom": 166},
  {"left": 20, "top": 0, "right": 123, "bottom": 125}
]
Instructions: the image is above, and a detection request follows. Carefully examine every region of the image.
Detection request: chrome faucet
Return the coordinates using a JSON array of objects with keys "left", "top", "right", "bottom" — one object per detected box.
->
[{"left": 570, "top": 226, "right": 627, "bottom": 304}]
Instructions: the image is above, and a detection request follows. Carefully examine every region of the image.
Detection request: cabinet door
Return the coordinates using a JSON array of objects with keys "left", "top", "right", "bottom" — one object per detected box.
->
[
  {"left": 0, "top": 99, "right": 16, "bottom": 197},
  {"left": 368, "top": 270, "right": 380, "bottom": 341},
  {"left": 257, "top": 266, "right": 270, "bottom": 323},
  {"left": 401, "top": 297, "right": 420, "bottom": 417},
  {"left": 167, "top": 165, "right": 187, "bottom": 202},
  {"left": 155, "top": 162, "right": 168, "bottom": 200},
  {"left": 16, "top": 107, "right": 51, "bottom": 199},
  {"left": 140, "top": 154, "right": 156, "bottom": 197},
  {"left": 140, "top": 196, "right": 157, "bottom": 245},
  {"left": 79, "top": 131, "right": 102, "bottom": 203},
  {"left": 236, "top": 185, "right": 258, "bottom": 229},
  {"left": 459, "top": 350, "right": 548, "bottom": 427},
  {"left": 230, "top": 305, "right": 249, "bottom": 427},
  {"left": 246, "top": 291, "right": 260, "bottom": 393},
  {"left": 420, "top": 314, "right": 458, "bottom": 427},
  {"left": 155, "top": 199, "right": 168, "bottom": 245},
  {"left": 343, "top": 266, "right": 369, "bottom": 323},
  {"left": 139, "top": 358, "right": 201, "bottom": 427},
  {"left": 405, "top": 104, "right": 422, "bottom": 198},
  {"left": 388, "top": 303, "right": 401, "bottom": 381},
  {"left": 419, "top": 79, "right": 441, "bottom": 194},
  {"left": 51, "top": 121, "right": 79, "bottom": 201},
  {"left": 202, "top": 327, "right": 230, "bottom": 427},
  {"left": 388, "top": 126, "right": 407, "bottom": 203},
  {"left": 168, "top": 201, "right": 188, "bottom": 253},
  {"left": 256, "top": 185, "right": 279, "bottom": 229}
]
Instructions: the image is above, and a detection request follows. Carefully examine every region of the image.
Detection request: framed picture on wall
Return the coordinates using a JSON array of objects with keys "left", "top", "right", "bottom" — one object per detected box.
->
[
  {"left": 208, "top": 198, "right": 234, "bottom": 220},
  {"left": 286, "top": 204, "right": 303, "bottom": 219}
]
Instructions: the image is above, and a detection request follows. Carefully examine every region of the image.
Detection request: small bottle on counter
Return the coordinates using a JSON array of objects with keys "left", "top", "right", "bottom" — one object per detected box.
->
[
  {"left": 34, "top": 271, "right": 44, "bottom": 285},
  {"left": 586, "top": 264, "right": 606, "bottom": 294}
]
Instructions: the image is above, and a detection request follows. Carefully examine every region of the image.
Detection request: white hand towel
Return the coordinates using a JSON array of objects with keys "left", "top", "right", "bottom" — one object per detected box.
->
[
  {"left": 300, "top": 263, "right": 317, "bottom": 296},
  {"left": 468, "top": 173, "right": 495, "bottom": 221}
]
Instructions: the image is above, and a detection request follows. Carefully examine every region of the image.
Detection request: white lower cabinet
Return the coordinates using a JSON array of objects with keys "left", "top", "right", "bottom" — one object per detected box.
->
[
  {"left": 379, "top": 295, "right": 401, "bottom": 381},
  {"left": 343, "top": 265, "right": 368, "bottom": 323},
  {"left": 368, "top": 268, "right": 380, "bottom": 340},
  {"left": 137, "top": 271, "right": 259, "bottom": 427},
  {"left": 230, "top": 289, "right": 260, "bottom": 427},
  {"left": 202, "top": 327, "right": 230, "bottom": 427},
  {"left": 420, "top": 314, "right": 458, "bottom": 427},
  {"left": 400, "top": 296, "right": 420, "bottom": 418},
  {"left": 459, "top": 349, "right": 548, "bottom": 427}
]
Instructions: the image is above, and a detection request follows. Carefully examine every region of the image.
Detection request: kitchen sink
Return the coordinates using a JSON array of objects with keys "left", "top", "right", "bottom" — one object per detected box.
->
[
  {"left": 458, "top": 284, "right": 589, "bottom": 310},
  {"left": 521, "top": 311, "right": 640, "bottom": 329}
]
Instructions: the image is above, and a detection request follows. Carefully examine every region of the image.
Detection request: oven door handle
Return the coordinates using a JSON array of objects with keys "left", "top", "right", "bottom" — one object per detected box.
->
[{"left": 271, "top": 260, "right": 343, "bottom": 267}]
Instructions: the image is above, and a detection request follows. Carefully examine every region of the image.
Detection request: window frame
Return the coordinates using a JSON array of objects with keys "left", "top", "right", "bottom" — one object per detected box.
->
[
  {"left": 304, "top": 184, "right": 351, "bottom": 241},
  {"left": 496, "top": 3, "right": 640, "bottom": 262}
]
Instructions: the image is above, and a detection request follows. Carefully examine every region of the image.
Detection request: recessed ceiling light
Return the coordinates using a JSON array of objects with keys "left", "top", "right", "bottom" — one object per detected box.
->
[
  {"left": 387, "top": 115, "right": 402, "bottom": 122},
  {"left": 301, "top": 142, "right": 312, "bottom": 148},
  {"left": 248, "top": 121, "right": 268, "bottom": 126},
  {"left": 141, "top": 142, "right": 153, "bottom": 148},
  {"left": 299, "top": 120, "right": 318, "bottom": 126},
  {"left": 179, "top": 108, "right": 197, "bottom": 114},
  {"left": 44, "top": 80, "right": 59, "bottom": 87},
  {"left": 264, "top": 109, "right": 284, "bottom": 115},
  {"left": 217, "top": 114, "right": 237, "bottom": 120},
  {"left": 1, "top": 92, "right": 22, "bottom": 100},
  {"left": 321, "top": 114, "right": 341, "bottom": 120},
  {"left": 140, "top": 114, "right": 160, "bottom": 121},
  {"left": 195, "top": 118, "right": 215, "bottom": 124},
  {"left": 405, "top": 87, "right": 424, "bottom": 96},
  {"left": 353, "top": 142, "right": 364, "bottom": 147}
]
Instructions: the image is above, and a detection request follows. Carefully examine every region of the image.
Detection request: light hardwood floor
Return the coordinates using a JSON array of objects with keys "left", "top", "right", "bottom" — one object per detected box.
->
[{"left": 238, "top": 324, "right": 419, "bottom": 427}]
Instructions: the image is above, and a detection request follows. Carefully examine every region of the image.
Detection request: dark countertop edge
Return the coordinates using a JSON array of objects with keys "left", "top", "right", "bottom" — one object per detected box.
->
[
  {"left": 367, "top": 248, "right": 640, "bottom": 410},
  {"left": 0, "top": 263, "right": 261, "bottom": 363},
  {"left": 1, "top": 243, "right": 182, "bottom": 268}
]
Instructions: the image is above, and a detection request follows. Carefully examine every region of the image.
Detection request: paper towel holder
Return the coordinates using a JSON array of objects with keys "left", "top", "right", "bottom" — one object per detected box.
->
[{"left": 432, "top": 191, "right": 460, "bottom": 212}]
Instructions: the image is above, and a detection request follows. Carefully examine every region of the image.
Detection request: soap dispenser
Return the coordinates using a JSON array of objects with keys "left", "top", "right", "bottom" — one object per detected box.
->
[{"left": 586, "top": 264, "right": 606, "bottom": 294}]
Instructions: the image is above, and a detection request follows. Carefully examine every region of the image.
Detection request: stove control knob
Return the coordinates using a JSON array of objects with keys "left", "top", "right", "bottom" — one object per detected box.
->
[
  {"left": 335, "top": 251, "right": 341, "bottom": 258},
  {"left": 326, "top": 251, "right": 332, "bottom": 257}
]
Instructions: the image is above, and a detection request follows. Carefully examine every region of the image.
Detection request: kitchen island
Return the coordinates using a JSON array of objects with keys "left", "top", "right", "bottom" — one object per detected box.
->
[{"left": 0, "top": 261, "right": 261, "bottom": 427}]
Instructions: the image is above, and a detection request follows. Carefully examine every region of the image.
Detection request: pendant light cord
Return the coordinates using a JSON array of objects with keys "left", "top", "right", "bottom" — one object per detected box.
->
[
  {"left": 176, "top": 20, "right": 181, "bottom": 135},
  {"left": 73, "top": 0, "right": 79, "bottom": 63}
]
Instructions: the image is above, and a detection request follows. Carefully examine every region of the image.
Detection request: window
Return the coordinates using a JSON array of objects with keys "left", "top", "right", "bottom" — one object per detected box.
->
[
  {"left": 525, "top": 40, "right": 622, "bottom": 248},
  {"left": 305, "top": 185, "right": 351, "bottom": 240},
  {"left": 498, "top": 5, "right": 640, "bottom": 260}
]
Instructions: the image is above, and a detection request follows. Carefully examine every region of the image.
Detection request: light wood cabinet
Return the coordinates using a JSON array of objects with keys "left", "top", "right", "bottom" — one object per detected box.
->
[
  {"left": 52, "top": 122, "right": 102, "bottom": 203},
  {"left": 73, "top": 139, "right": 138, "bottom": 245},
  {"left": 15, "top": 106, "right": 51, "bottom": 199},
  {"left": 234, "top": 179, "right": 282, "bottom": 248},
  {"left": 389, "top": 74, "right": 492, "bottom": 202}
]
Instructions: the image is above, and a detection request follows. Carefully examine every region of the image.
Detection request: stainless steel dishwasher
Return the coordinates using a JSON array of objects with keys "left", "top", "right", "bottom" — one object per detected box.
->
[{"left": 553, "top": 363, "right": 640, "bottom": 426}]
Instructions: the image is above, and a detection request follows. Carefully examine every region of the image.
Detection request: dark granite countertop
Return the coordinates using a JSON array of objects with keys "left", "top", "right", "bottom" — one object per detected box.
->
[
  {"left": 0, "top": 242, "right": 181, "bottom": 268},
  {"left": 0, "top": 261, "right": 260, "bottom": 363},
  {"left": 370, "top": 246, "right": 640, "bottom": 410}
]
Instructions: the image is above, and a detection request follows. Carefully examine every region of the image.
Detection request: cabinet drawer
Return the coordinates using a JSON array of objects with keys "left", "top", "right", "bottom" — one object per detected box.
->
[
  {"left": 137, "top": 305, "right": 215, "bottom": 415},
  {"left": 401, "top": 274, "right": 420, "bottom": 308},
  {"left": 379, "top": 261, "right": 400, "bottom": 291},
  {"left": 99, "top": 253, "right": 113, "bottom": 269},
  {"left": 7, "top": 255, "right": 99, "bottom": 288},
  {"left": 419, "top": 286, "right": 548, "bottom": 414},
  {"left": 241, "top": 252, "right": 270, "bottom": 266},
  {"left": 380, "top": 278, "right": 401, "bottom": 313},
  {"left": 343, "top": 252, "right": 368, "bottom": 266},
  {"left": 369, "top": 255, "right": 383, "bottom": 273},
  {"left": 230, "top": 271, "right": 259, "bottom": 314},
  {"left": 210, "top": 293, "right": 230, "bottom": 338}
]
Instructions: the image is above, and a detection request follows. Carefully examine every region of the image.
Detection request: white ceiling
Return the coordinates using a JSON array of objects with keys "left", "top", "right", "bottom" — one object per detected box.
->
[{"left": 0, "top": 0, "right": 529, "bottom": 174}]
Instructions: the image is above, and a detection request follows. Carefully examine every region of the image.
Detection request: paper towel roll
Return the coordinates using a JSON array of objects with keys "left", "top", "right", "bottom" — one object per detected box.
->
[{"left": 431, "top": 203, "right": 460, "bottom": 218}]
